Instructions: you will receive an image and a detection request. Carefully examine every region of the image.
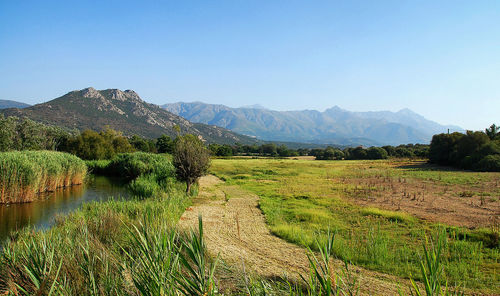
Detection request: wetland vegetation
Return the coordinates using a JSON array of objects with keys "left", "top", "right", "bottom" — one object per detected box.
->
[
  {"left": 0, "top": 120, "right": 498, "bottom": 294},
  {"left": 0, "top": 151, "right": 87, "bottom": 203},
  {"left": 210, "top": 158, "right": 500, "bottom": 293}
]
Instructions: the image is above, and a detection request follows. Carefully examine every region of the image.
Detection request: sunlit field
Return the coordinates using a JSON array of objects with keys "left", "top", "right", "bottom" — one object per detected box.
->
[{"left": 210, "top": 158, "right": 500, "bottom": 292}]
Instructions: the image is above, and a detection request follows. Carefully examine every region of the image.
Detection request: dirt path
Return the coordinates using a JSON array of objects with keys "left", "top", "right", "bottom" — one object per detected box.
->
[{"left": 178, "top": 175, "right": 411, "bottom": 295}]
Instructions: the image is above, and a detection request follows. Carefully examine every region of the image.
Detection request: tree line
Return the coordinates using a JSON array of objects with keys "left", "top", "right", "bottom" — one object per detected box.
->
[
  {"left": 0, "top": 115, "right": 175, "bottom": 159},
  {"left": 0, "top": 115, "right": 70, "bottom": 151},
  {"left": 309, "top": 144, "right": 429, "bottom": 160},
  {"left": 208, "top": 143, "right": 308, "bottom": 157},
  {"left": 429, "top": 124, "right": 499, "bottom": 171},
  {"left": 1, "top": 115, "right": 498, "bottom": 171}
]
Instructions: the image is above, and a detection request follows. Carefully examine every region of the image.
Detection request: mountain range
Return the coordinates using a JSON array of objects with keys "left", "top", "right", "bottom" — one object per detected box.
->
[
  {"left": 1, "top": 88, "right": 462, "bottom": 147},
  {"left": 0, "top": 100, "right": 30, "bottom": 109},
  {"left": 0, "top": 88, "right": 259, "bottom": 145},
  {"left": 163, "top": 102, "right": 462, "bottom": 146}
]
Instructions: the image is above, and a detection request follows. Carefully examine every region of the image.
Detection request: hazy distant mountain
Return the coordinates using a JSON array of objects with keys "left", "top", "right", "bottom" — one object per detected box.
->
[
  {"left": 163, "top": 102, "right": 462, "bottom": 146},
  {"left": 240, "top": 104, "right": 268, "bottom": 110},
  {"left": 1, "top": 88, "right": 259, "bottom": 145},
  {"left": 0, "top": 99, "right": 30, "bottom": 109},
  {"left": 353, "top": 108, "right": 462, "bottom": 136}
]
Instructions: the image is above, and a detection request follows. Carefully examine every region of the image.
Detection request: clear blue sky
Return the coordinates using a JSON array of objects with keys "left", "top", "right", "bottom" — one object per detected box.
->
[{"left": 1, "top": 0, "right": 498, "bottom": 130}]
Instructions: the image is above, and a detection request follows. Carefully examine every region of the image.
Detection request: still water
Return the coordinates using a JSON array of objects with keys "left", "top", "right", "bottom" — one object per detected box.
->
[{"left": 0, "top": 175, "right": 131, "bottom": 244}]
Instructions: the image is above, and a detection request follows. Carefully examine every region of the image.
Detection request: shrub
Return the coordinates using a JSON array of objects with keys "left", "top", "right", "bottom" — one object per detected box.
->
[
  {"left": 173, "top": 135, "right": 211, "bottom": 194},
  {"left": 85, "top": 159, "right": 111, "bottom": 175},
  {"left": 429, "top": 126, "right": 500, "bottom": 171},
  {"left": 476, "top": 154, "right": 500, "bottom": 172},
  {"left": 129, "top": 174, "right": 162, "bottom": 198},
  {"left": 366, "top": 147, "right": 388, "bottom": 160},
  {"left": 106, "top": 152, "right": 175, "bottom": 181}
]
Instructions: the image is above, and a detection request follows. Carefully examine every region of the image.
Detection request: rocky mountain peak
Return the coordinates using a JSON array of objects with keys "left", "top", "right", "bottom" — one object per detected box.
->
[
  {"left": 108, "top": 89, "right": 127, "bottom": 101},
  {"left": 124, "top": 90, "right": 141, "bottom": 101},
  {"left": 105, "top": 89, "right": 142, "bottom": 102},
  {"left": 81, "top": 87, "right": 103, "bottom": 99}
]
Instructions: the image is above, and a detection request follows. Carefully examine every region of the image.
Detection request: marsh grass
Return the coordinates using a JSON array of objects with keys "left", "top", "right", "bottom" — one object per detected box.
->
[
  {"left": 0, "top": 151, "right": 87, "bottom": 203},
  {"left": 106, "top": 152, "right": 174, "bottom": 181},
  {"left": 85, "top": 159, "right": 111, "bottom": 175},
  {"left": 0, "top": 196, "right": 476, "bottom": 295},
  {"left": 0, "top": 182, "right": 190, "bottom": 295},
  {"left": 360, "top": 207, "right": 416, "bottom": 224},
  {"left": 88, "top": 152, "right": 178, "bottom": 199},
  {"left": 401, "top": 230, "right": 466, "bottom": 296}
]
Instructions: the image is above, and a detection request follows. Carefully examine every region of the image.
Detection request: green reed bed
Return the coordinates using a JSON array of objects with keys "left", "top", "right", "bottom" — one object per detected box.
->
[
  {"left": 0, "top": 151, "right": 87, "bottom": 203},
  {"left": 89, "top": 152, "right": 177, "bottom": 198}
]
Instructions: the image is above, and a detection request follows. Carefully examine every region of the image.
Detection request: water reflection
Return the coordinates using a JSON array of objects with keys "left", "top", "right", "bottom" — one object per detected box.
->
[{"left": 0, "top": 175, "right": 131, "bottom": 244}]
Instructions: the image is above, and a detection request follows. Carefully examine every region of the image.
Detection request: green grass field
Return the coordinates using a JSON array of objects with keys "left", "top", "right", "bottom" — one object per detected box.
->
[{"left": 210, "top": 158, "right": 500, "bottom": 292}]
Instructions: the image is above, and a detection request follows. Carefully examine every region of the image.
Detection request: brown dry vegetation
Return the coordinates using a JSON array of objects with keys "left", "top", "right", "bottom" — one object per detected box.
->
[{"left": 334, "top": 160, "right": 500, "bottom": 228}]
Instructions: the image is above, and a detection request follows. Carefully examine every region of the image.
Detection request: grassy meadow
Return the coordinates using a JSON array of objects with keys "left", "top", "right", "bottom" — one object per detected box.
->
[
  {"left": 210, "top": 158, "right": 500, "bottom": 292},
  {"left": 0, "top": 151, "right": 87, "bottom": 203},
  {"left": 1, "top": 151, "right": 498, "bottom": 294}
]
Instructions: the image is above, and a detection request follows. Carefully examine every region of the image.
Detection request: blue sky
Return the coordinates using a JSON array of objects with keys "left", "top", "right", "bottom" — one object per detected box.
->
[{"left": 0, "top": 0, "right": 498, "bottom": 130}]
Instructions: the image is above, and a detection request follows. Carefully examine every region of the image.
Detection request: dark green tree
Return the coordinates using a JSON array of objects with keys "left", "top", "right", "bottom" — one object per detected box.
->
[
  {"left": 428, "top": 132, "right": 464, "bottom": 165},
  {"left": 367, "top": 147, "right": 388, "bottom": 159},
  {"left": 277, "top": 145, "right": 290, "bottom": 157},
  {"left": 217, "top": 145, "right": 233, "bottom": 156},
  {"left": 0, "top": 115, "right": 17, "bottom": 151},
  {"left": 485, "top": 124, "right": 499, "bottom": 140},
  {"left": 457, "top": 131, "right": 489, "bottom": 168},
  {"left": 260, "top": 143, "right": 277, "bottom": 156},
  {"left": 156, "top": 135, "right": 174, "bottom": 154}
]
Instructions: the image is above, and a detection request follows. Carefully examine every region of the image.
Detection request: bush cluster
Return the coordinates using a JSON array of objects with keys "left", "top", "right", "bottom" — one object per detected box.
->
[
  {"left": 209, "top": 143, "right": 304, "bottom": 157},
  {"left": 429, "top": 124, "right": 500, "bottom": 171},
  {"left": 311, "top": 144, "right": 429, "bottom": 161},
  {"left": 89, "top": 152, "right": 176, "bottom": 198}
]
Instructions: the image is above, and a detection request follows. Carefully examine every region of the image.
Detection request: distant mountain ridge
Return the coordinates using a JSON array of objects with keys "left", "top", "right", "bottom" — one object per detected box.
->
[
  {"left": 1, "top": 88, "right": 260, "bottom": 145},
  {"left": 0, "top": 99, "right": 30, "bottom": 109},
  {"left": 163, "top": 102, "right": 462, "bottom": 146}
]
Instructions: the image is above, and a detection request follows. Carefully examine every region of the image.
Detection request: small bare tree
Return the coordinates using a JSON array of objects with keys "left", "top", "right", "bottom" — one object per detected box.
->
[{"left": 173, "top": 134, "right": 211, "bottom": 194}]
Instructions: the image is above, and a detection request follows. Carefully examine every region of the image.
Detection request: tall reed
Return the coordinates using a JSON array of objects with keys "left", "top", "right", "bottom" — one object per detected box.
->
[{"left": 0, "top": 151, "right": 87, "bottom": 203}]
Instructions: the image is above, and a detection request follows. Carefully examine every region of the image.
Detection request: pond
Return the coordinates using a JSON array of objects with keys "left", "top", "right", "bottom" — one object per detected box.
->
[{"left": 0, "top": 175, "right": 131, "bottom": 244}]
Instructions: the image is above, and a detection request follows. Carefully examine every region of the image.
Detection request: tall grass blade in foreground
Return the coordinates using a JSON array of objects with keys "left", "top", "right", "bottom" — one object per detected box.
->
[
  {"left": 301, "top": 229, "right": 360, "bottom": 296},
  {"left": 122, "top": 217, "right": 179, "bottom": 296},
  {"left": 401, "top": 230, "right": 465, "bottom": 296},
  {"left": 177, "top": 215, "right": 219, "bottom": 296},
  {"left": 3, "top": 237, "right": 63, "bottom": 295}
]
